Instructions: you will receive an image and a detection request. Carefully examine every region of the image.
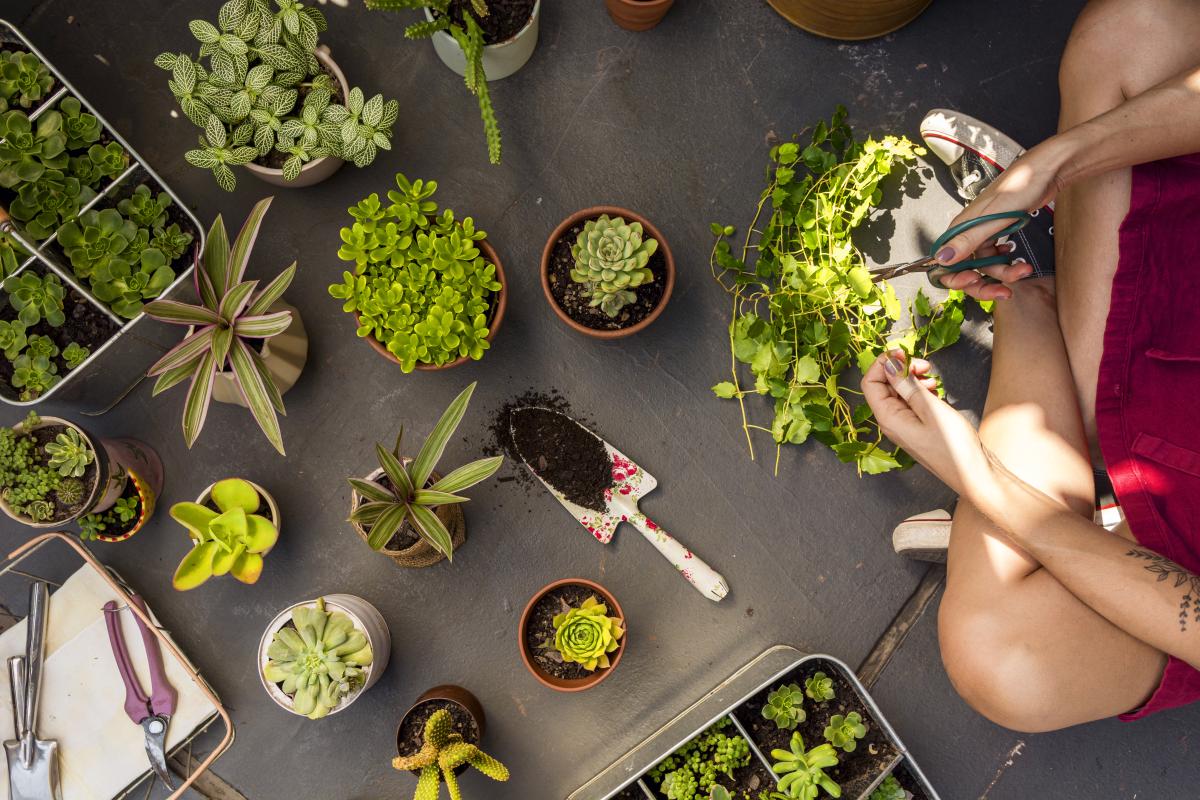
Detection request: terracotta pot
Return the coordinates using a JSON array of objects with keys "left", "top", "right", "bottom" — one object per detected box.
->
[
  {"left": 0, "top": 416, "right": 110, "bottom": 527},
  {"left": 766, "top": 0, "right": 932, "bottom": 40},
  {"left": 519, "top": 578, "right": 626, "bottom": 692},
  {"left": 258, "top": 594, "right": 391, "bottom": 718},
  {"left": 396, "top": 684, "right": 486, "bottom": 762},
  {"left": 604, "top": 0, "right": 676, "bottom": 31},
  {"left": 243, "top": 46, "right": 349, "bottom": 187},
  {"left": 423, "top": 0, "right": 540, "bottom": 80},
  {"left": 211, "top": 299, "right": 308, "bottom": 407},
  {"left": 354, "top": 237, "right": 506, "bottom": 370},
  {"left": 541, "top": 206, "right": 675, "bottom": 340},
  {"left": 350, "top": 466, "right": 466, "bottom": 568}
]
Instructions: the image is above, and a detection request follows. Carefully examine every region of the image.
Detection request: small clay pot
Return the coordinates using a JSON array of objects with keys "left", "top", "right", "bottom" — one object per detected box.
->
[
  {"left": 395, "top": 684, "right": 486, "bottom": 762},
  {"left": 605, "top": 0, "right": 676, "bottom": 31},
  {"left": 350, "top": 466, "right": 466, "bottom": 568},
  {"left": 540, "top": 205, "right": 675, "bottom": 340},
  {"left": 195, "top": 478, "right": 281, "bottom": 541},
  {"left": 354, "top": 237, "right": 506, "bottom": 370},
  {"left": 765, "top": 0, "right": 932, "bottom": 40},
  {"left": 519, "top": 577, "right": 626, "bottom": 692}
]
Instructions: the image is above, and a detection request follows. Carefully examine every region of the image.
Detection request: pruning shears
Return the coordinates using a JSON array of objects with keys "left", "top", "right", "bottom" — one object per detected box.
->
[{"left": 869, "top": 211, "right": 1031, "bottom": 288}]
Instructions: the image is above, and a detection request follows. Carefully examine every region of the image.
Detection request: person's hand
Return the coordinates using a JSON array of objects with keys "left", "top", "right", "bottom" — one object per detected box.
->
[{"left": 861, "top": 351, "right": 990, "bottom": 496}]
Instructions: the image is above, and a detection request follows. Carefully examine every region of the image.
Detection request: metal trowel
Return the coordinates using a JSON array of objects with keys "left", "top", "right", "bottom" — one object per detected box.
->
[
  {"left": 5, "top": 581, "right": 62, "bottom": 800},
  {"left": 511, "top": 408, "right": 728, "bottom": 602}
]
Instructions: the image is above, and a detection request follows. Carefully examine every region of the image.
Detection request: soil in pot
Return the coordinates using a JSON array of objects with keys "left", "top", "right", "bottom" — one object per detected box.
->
[
  {"left": 6, "top": 420, "right": 101, "bottom": 522},
  {"left": 87, "top": 475, "right": 142, "bottom": 539},
  {"left": 733, "top": 658, "right": 899, "bottom": 799},
  {"left": 254, "top": 61, "right": 344, "bottom": 170},
  {"left": 397, "top": 699, "right": 480, "bottom": 758},
  {"left": 547, "top": 221, "right": 667, "bottom": 332},
  {"left": 436, "top": 0, "right": 536, "bottom": 44},
  {"left": 523, "top": 582, "right": 619, "bottom": 682},
  {"left": 509, "top": 406, "right": 611, "bottom": 512},
  {"left": 613, "top": 785, "right": 646, "bottom": 800}
]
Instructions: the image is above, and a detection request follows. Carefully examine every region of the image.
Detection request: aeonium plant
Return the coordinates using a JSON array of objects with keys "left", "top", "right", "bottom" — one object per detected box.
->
[
  {"left": 144, "top": 197, "right": 296, "bottom": 455},
  {"left": 544, "top": 595, "right": 624, "bottom": 672}
]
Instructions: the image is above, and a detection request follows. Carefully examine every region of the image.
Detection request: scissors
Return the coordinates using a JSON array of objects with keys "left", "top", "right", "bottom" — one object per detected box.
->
[
  {"left": 869, "top": 211, "right": 1032, "bottom": 288},
  {"left": 103, "top": 595, "right": 177, "bottom": 789}
]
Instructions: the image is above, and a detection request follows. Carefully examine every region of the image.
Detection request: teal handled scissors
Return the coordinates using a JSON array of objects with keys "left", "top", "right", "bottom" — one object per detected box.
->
[{"left": 869, "top": 211, "right": 1032, "bottom": 288}]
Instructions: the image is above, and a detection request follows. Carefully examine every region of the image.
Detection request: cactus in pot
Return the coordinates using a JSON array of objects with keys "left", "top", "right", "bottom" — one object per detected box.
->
[{"left": 392, "top": 708, "right": 509, "bottom": 799}]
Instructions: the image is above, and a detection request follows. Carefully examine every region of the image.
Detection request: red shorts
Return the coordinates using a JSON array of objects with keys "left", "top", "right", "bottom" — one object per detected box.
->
[{"left": 1097, "top": 153, "right": 1200, "bottom": 720}]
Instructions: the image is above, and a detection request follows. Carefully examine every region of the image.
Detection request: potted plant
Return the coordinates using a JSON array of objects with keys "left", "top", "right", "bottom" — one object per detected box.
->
[
  {"left": 258, "top": 594, "right": 389, "bottom": 719},
  {"left": 647, "top": 718, "right": 767, "bottom": 799},
  {"left": 144, "top": 197, "right": 307, "bottom": 456},
  {"left": 519, "top": 577, "right": 625, "bottom": 692},
  {"left": 765, "top": 0, "right": 931, "bottom": 41},
  {"left": 392, "top": 685, "right": 509, "bottom": 797},
  {"left": 348, "top": 381, "right": 502, "bottom": 567},
  {"left": 155, "top": 0, "right": 398, "bottom": 190},
  {"left": 365, "top": 0, "right": 541, "bottom": 164},
  {"left": 328, "top": 173, "right": 506, "bottom": 371},
  {"left": 605, "top": 0, "right": 675, "bottom": 31},
  {"left": 541, "top": 206, "right": 674, "bottom": 339},
  {"left": 77, "top": 467, "right": 158, "bottom": 543},
  {"left": 171, "top": 477, "right": 280, "bottom": 590}
]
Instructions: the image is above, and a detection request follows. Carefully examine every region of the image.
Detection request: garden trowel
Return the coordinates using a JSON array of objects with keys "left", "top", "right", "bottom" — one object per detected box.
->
[{"left": 511, "top": 408, "right": 728, "bottom": 602}]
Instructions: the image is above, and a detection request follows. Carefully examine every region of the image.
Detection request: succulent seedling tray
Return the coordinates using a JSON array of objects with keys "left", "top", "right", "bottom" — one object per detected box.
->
[
  {"left": 569, "top": 645, "right": 939, "bottom": 800},
  {"left": 0, "top": 18, "right": 204, "bottom": 406}
]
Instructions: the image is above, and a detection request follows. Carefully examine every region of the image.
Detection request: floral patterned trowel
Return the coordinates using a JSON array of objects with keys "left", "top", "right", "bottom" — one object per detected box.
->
[{"left": 511, "top": 408, "right": 729, "bottom": 602}]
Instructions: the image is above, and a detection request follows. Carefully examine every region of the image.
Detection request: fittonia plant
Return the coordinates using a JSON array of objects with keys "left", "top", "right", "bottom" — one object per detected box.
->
[
  {"left": 171, "top": 478, "right": 279, "bottom": 590},
  {"left": 391, "top": 708, "right": 510, "bottom": 799},
  {"left": 570, "top": 214, "right": 658, "bottom": 318}
]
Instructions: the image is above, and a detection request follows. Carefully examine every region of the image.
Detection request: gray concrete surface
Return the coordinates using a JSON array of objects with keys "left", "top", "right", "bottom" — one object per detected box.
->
[{"left": 5, "top": 0, "right": 1198, "bottom": 798}]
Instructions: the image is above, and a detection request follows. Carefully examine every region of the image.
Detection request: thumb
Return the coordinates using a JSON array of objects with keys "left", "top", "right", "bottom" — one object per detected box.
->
[
  {"left": 884, "top": 353, "right": 938, "bottom": 422},
  {"left": 935, "top": 216, "right": 1014, "bottom": 266}
]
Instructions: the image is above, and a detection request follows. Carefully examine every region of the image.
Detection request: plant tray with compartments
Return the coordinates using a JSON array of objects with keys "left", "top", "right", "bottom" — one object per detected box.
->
[
  {"left": 569, "top": 646, "right": 939, "bottom": 800},
  {"left": 0, "top": 19, "right": 204, "bottom": 407}
]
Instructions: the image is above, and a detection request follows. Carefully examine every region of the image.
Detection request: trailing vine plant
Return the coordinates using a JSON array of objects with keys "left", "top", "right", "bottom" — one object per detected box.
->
[{"left": 710, "top": 106, "right": 983, "bottom": 476}]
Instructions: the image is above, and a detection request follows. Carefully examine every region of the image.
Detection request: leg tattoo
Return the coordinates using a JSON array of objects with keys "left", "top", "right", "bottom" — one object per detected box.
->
[{"left": 1127, "top": 549, "right": 1200, "bottom": 632}]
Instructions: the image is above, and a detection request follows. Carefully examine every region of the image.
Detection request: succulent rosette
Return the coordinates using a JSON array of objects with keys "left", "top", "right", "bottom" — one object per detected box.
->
[
  {"left": 552, "top": 595, "right": 624, "bottom": 671},
  {"left": 570, "top": 214, "right": 657, "bottom": 318}
]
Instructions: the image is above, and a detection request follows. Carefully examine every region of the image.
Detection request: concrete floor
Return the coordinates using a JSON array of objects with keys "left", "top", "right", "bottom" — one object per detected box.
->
[{"left": 4, "top": 0, "right": 1199, "bottom": 797}]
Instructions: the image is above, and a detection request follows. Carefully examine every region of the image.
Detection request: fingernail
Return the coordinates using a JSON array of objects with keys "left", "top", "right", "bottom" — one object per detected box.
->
[
  {"left": 935, "top": 246, "right": 956, "bottom": 264},
  {"left": 885, "top": 356, "right": 905, "bottom": 376}
]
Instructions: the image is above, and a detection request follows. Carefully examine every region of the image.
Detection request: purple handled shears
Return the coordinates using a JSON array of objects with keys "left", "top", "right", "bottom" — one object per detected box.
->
[{"left": 102, "top": 595, "right": 177, "bottom": 789}]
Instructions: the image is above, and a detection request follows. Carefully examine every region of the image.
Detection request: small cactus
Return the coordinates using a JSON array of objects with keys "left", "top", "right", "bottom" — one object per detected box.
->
[
  {"left": 392, "top": 708, "right": 509, "bottom": 800},
  {"left": 570, "top": 214, "right": 657, "bottom": 318},
  {"left": 55, "top": 476, "right": 85, "bottom": 506}
]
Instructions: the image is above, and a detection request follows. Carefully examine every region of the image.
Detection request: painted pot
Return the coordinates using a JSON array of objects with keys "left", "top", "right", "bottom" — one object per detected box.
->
[
  {"left": 93, "top": 467, "right": 161, "bottom": 543},
  {"left": 258, "top": 594, "right": 391, "bottom": 718},
  {"left": 604, "top": 0, "right": 676, "bottom": 31},
  {"left": 350, "top": 465, "right": 465, "bottom": 568},
  {"left": 0, "top": 416, "right": 110, "bottom": 527},
  {"left": 211, "top": 299, "right": 308, "bottom": 407},
  {"left": 395, "top": 685, "right": 485, "bottom": 776},
  {"left": 519, "top": 578, "right": 626, "bottom": 692},
  {"left": 540, "top": 205, "right": 675, "bottom": 340},
  {"left": 243, "top": 46, "right": 349, "bottom": 188},
  {"left": 423, "top": 0, "right": 540, "bottom": 81},
  {"left": 765, "top": 0, "right": 933, "bottom": 40},
  {"left": 353, "top": 237, "right": 506, "bottom": 371}
]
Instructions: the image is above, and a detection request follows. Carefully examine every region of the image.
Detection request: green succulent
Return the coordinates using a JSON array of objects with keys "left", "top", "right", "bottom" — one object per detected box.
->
[
  {"left": 91, "top": 245, "right": 175, "bottom": 319},
  {"left": 349, "top": 382, "right": 502, "bottom": 558},
  {"left": 262, "top": 597, "right": 373, "bottom": 720},
  {"left": 55, "top": 476, "right": 85, "bottom": 507},
  {"left": 709, "top": 788, "right": 732, "bottom": 800},
  {"left": 663, "top": 771, "right": 699, "bottom": 800},
  {"left": 62, "top": 342, "right": 90, "bottom": 369},
  {"left": 23, "top": 334, "right": 57, "bottom": 361},
  {"left": 0, "top": 320, "right": 28, "bottom": 361},
  {"left": 11, "top": 353, "right": 59, "bottom": 401},
  {"left": 0, "top": 51, "right": 54, "bottom": 110},
  {"left": 171, "top": 478, "right": 279, "bottom": 590},
  {"left": 5, "top": 272, "right": 66, "bottom": 327},
  {"left": 805, "top": 672, "right": 835, "bottom": 703},
  {"left": 0, "top": 413, "right": 65, "bottom": 521},
  {"left": 768, "top": 733, "right": 841, "bottom": 800},
  {"left": 390, "top": 708, "right": 510, "bottom": 799},
  {"left": 78, "top": 513, "right": 107, "bottom": 540},
  {"left": 329, "top": 174, "right": 502, "bottom": 371},
  {"left": 57, "top": 207, "right": 139, "bottom": 280},
  {"left": 0, "top": 109, "right": 68, "bottom": 187},
  {"left": 69, "top": 142, "right": 128, "bottom": 187},
  {"left": 117, "top": 183, "right": 173, "bottom": 229},
  {"left": 868, "top": 776, "right": 905, "bottom": 800},
  {"left": 548, "top": 595, "right": 624, "bottom": 671},
  {"left": 648, "top": 719, "right": 753, "bottom": 800},
  {"left": 570, "top": 214, "right": 658, "bottom": 318},
  {"left": 44, "top": 427, "right": 95, "bottom": 477},
  {"left": 822, "top": 712, "right": 866, "bottom": 753},
  {"left": 9, "top": 168, "right": 94, "bottom": 241},
  {"left": 58, "top": 96, "right": 102, "bottom": 150},
  {"left": 762, "top": 683, "right": 807, "bottom": 731},
  {"left": 149, "top": 222, "right": 195, "bottom": 262},
  {"left": 0, "top": 232, "right": 26, "bottom": 280}
]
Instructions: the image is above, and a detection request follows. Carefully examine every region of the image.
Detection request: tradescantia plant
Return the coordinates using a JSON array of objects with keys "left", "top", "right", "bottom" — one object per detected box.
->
[
  {"left": 144, "top": 197, "right": 296, "bottom": 454},
  {"left": 171, "top": 477, "right": 279, "bottom": 589},
  {"left": 263, "top": 597, "right": 373, "bottom": 719},
  {"left": 349, "top": 381, "right": 502, "bottom": 558},
  {"left": 329, "top": 174, "right": 502, "bottom": 371},
  {"left": 391, "top": 708, "right": 510, "bottom": 799},
  {"left": 546, "top": 595, "right": 624, "bottom": 671},
  {"left": 0, "top": 51, "right": 54, "bottom": 111},
  {"left": 823, "top": 712, "right": 867, "bottom": 753},
  {"left": 571, "top": 214, "right": 658, "bottom": 318},
  {"left": 762, "top": 682, "right": 807, "bottom": 730},
  {"left": 768, "top": 733, "right": 841, "bottom": 800},
  {"left": 155, "top": 0, "right": 398, "bottom": 191}
]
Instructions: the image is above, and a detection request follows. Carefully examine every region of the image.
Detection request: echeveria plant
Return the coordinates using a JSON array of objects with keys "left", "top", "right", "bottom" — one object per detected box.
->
[
  {"left": 762, "top": 682, "right": 807, "bottom": 730},
  {"left": 549, "top": 595, "right": 624, "bottom": 672},
  {"left": 0, "top": 109, "right": 67, "bottom": 188},
  {"left": 768, "top": 733, "right": 841, "bottom": 800},
  {"left": 0, "top": 413, "right": 93, "bottom": 522},
  {"left": 62, "top": 342, "right": 90, "bottom": 369},
  {"left": 571, "top": 214, "right": 657, "bottom": 318},
  {"left": 145, "top": 197, "right": 295, "bottom": 454},
  {"left": 0, "top": 51, "right": 54, "bottom": 111},
  {"left": 5, "top": 272, "right": 65, "bottom": 327},
  {"left": 262, "top": 596, "right": 373, "bottom": 719},
  {"left": 9, "top": 167, "right": 94, "bottom": 240},
  {"left": 805, "top": 671, "right": 835, "bottom": 703},
  {"left": 44, "top": 428, "right": 93, "bottom": 477},
  {"left": 391, "top": 708, "right": 510, "bottom": 798},
  {"left": 329, "top": 174, "right": 502, "bottom": 371},
  {"left": 823, "top": 712, "right": 867, "bottom": 753},
  {"left": 171, "top": 477, "right": 278, "bottom": 589},
  {"left": 349, "top": 381, "right": 502, "bottom": 558}
]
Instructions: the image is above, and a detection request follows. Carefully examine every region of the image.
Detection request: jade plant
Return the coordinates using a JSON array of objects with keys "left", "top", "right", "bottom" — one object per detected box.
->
[
  {"left": 0, "top": 413, "right": 96, "bottom": 522},
  {"left": 823, "top": 712, "right": 866, "bottom": 753},
  {"left": 78, "top": 495, "right": 139, "bottom": 541},
  {"left": 649, "top": 719, "right": 752, "bottom": 800},
  {"left": 804, "top": 672, "right": 835, "bottom": 703},
  {"left": 155, "top": 0, "right": 398, "bottom": 190},
  {"left": 329, "top": 174, "right": 502, "bottom": 371},
  {"left": 391, "top": 708, "right": 510, "bottom": 798},
  {"left": 0, "top": 51, "right": 54, "bottom": 111},
  {"left": 145, "top": 197, "right": 294, "bottom": 454},
  {"left": 349, "top": 381, "right": 502, "bottom": 558},
  {"left": 44, "top": 428, "right": 94, "bottom": 477},
  {"left": 544, "top": 595, "right": 624, "bottom": 672},
  {"left": 762, "top": 682, "right": 806, "bottom": 731},
  {"left": 571, "top": 214, "right": 658, "bottom": 318},
  {"left": 365, "top": 0, "right": 503, "bottom": 164},
  {"left": 262, "top": 597, "right": 373, "bottom": 719},
  {"left": 5, "top": 270, "right": 65, "bottom": 327},
  {"left": 868, "top": 776, "right": 905, "bottom": 800},
  {"left": 768, "top": 733, "right": 841, "bottom": 800},
  {"left": 0, "top": 109, "right": 67, "bottom": 187},
  {"left": 171, "top": 477, "right": 279, "bottom": 589}
]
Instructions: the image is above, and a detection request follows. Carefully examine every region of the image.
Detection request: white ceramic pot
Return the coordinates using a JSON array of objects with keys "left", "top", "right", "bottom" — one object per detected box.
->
[
  {"left": 211, "top": 299, "right": 308, "bottom": 407},
  {"left": 243, "top": 46, "right": 349, "bottom": 188},
  {"left": 258, "top": 594, "right": 391, "bottom": 718},
  {"left": 423, "top": 0, "right": 540, "bottom": 81}
]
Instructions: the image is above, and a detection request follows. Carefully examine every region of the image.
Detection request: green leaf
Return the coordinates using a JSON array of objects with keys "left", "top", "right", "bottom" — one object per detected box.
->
[
  {"left": 143, "top": 300, "right": 220, "bottom": 326},
  {"left": 793, "top": 355, "right": 819, "bottom": 384},
  {"left": 169, "top": 502, "right": 219, "bottom": 541},
  {"left": 173, "top": 541, "right": 219, "bottom": 590},
  {"left": 409, "top": 502, "right": 454, "bottom": 560},
  {"left": 365, "top": 503, "right": 409, "bottom": 550},
  {"left": 428, "top": 456, "right": 503, "bottom": 493},
  {"left": 246, "top": 262, "right": 295, "bottom": 315},
  {"left": 712, "top": 381, "right": 737, "bottom": 399},
  {"left": 348, "top": 478, "right": 393, "bottom": 503},
  {"left": 224, "top": 196, "right": 272, "bottom": 292},
  {"left": 375, "top": 443, "right": 415, "bottom": 498},
  {"left": 414, "top": 490, "right": 469, "bottom": 506},
  {"left": 230, "top": 338, "right": 285, "bottom": 455},
  {"left": 211, "top": 477, "right": 260, "bottom": 514},
  {"left": 412, "top": 381, "right": 475, "bottom": 489},
  {"left": 859, "top": 448, "right": 902, "bottom": 475},
  {"left": 181, "top": 350, "right": 217, "bottom": 448}
]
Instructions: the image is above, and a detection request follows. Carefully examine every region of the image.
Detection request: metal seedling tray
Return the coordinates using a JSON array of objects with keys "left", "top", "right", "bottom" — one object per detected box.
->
[
  {"left": 569, "top": 645, "right": 940, "bottom": 800},
  {"left": 0, "top": 18, "right": 205, "bottom": 407}
]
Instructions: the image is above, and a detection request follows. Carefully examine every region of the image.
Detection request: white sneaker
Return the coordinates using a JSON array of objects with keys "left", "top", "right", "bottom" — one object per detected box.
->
[{"left": 892, "top": 509, "right": 952, "bottom": 563}]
